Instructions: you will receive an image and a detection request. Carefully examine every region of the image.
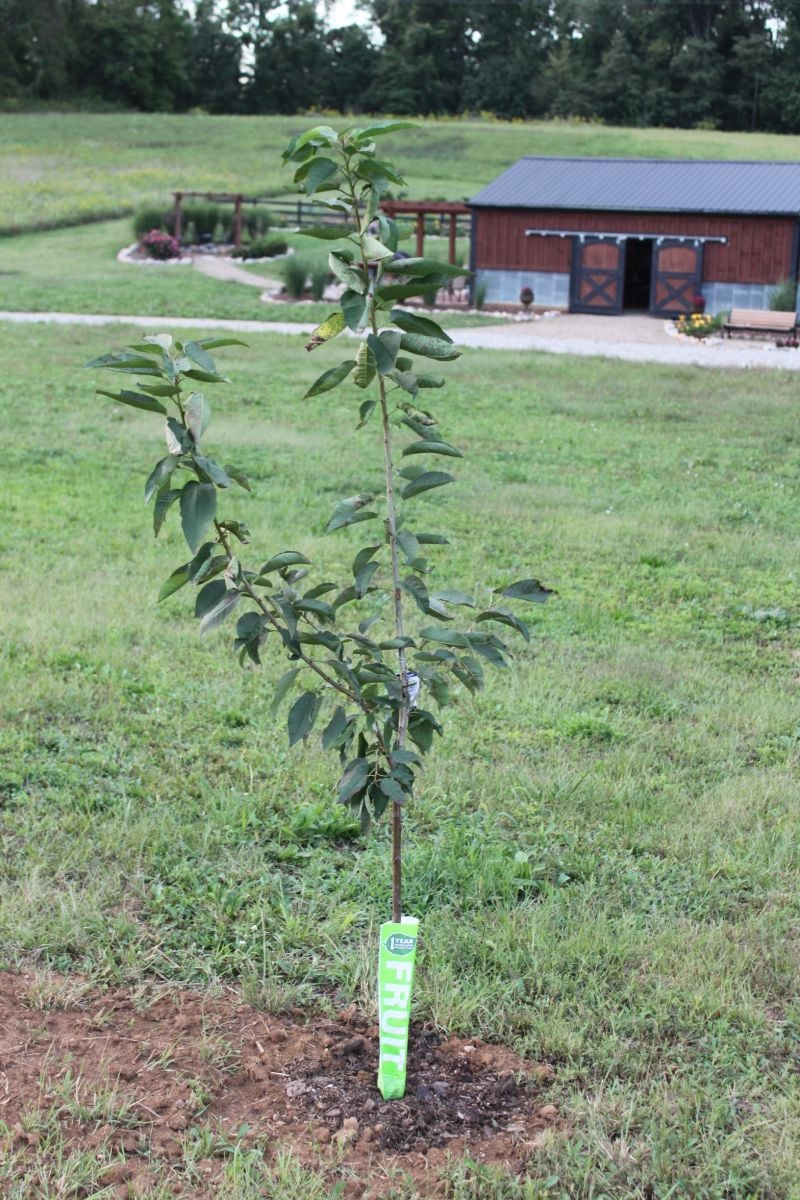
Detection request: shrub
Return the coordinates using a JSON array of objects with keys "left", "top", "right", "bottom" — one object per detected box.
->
[
  {"left": 474, "top": 280, "right": 487, "bottom": 310},
  {"left": 676, "top": 311, "right": 725, "bottom": 339},
  {"left": 232, "top": 235, "right": 288, "bottom": 259},
  {"left": 133, "top": 206, "right": 168, "bottom": 240},
  {"left": 139, "top": 229, "right": 181, "bottom": 260},
  {"left": 310, "top": 265, "right": 329, "bottom": 301},
  {"left": 282, "top": 255, "right": 309, "bottom": 298},
  {"left": 768, "top": 279, "right": 797, "bottom": 312},
  {"left": 246, "top": 209, "right": 273, "bottom": 240}
]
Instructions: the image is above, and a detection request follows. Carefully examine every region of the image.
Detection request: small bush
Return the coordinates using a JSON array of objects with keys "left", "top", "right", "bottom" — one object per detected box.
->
[
  {"left": 310, "top": 265, "right": 329, "bottom": 301},
  {"left": 139, "top": 229, "right": 181, "bottom": 260},
  {"left": 246, "top": 209, "right": 273, "bottom": 240},
  {"left": 133, "top": 206, "right": 168, "bottom": 239},
  {"left": 768, "top": 279, "right": 797, "bottom": 312},
  {"left": 232, "top": 235, "right": 288, "bottom": 259},
  {"left": 475, "top": 280, "right": 487, "bottom": 310},
  {"left": 676, "top": 311, "right": 725, "bottom": 339},
  {"left": 282, "top": 255, "right": 309, "bottom": 298}
]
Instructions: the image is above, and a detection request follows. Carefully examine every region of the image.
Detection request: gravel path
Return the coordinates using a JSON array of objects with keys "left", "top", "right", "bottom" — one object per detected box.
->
[{"left": 3, "top": 309, "right": 800, "bottom": 370}]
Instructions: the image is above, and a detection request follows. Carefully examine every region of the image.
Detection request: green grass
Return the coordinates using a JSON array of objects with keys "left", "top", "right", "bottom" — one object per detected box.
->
[
  {"left": 0, "top": 220, "right": 487, "bottom": 324},
  {"left": 7, "top": 110, "right": 800, "bottom": 235},
  {"left": 2, "top": 323, "right": 800, "bottom": 1197}
]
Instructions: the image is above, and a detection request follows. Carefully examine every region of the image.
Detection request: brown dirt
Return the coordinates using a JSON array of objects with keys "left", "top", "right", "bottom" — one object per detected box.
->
[{"left": 0, "top": 970, "right": 558, "bottom": 1197}]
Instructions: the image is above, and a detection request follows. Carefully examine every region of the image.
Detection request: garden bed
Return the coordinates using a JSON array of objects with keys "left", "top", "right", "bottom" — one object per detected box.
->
[{"left": 2, "top": 970, "right": 557, "bottom": 1198}]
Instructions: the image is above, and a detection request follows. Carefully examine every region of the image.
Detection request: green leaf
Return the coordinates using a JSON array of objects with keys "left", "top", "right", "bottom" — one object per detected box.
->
[
  {"left": 353, "top": 120, "right": 417, "bottom": 139},
  {"left": 192, "top": 454, "right": 231, "bottom": 488},
  {"left": 304, "top": 359, "right": 356, "bottom": 400},
  {"left": 305, "top": 310, "right": 347, "bottom": 351},
  {"left": 377, "top": 281, "right": 442, "bottom": 303},
  {"left": 199, "top": 588, "right": 240, "bottom": 635},
  {"left": 158, "top": 561, "right": 190, "bottom": 602},
  {"left": 329, "top": 251, "right": 368, "bottom": 293},
  {"left": 337, "top": 757, "right": 370, "bottom": 805},
  {"left": 182, "top": 368, "right": 229, "bottom": 384},
  {"left": 341, "top": 289, "right": 370, "bottom": 332},
  {"left": 361, "top": 234, "right": 395, "bottom": 261},
  {"left": 367, "top": 331, "right": 400, "bottom": 375},
  {"left": 195, "top": 578, "right": 227, "bottom": 619},
  {"left": 305, "top": 156, "right": 339, "bottom": 196},
  {"left": 288, "top": 691, "right": 321, "bottom": 746},
  {"left": 496, "top": 578, "right": 554, "bottom": 604},
  {"left": 326, "top": 495, "right": 377, "bottom": 533},
  {"left": 390, "top": 309, "right": 453, "bottom": 343},
  {"left": 431, "top": 590, "right": 475, "bottom": 608},
  {"left": 271, "top": 668, "right": 300, "bottom": 715},
  {"left": 476, "top": 607, "right": 531, "bottom": 642},
  {"left": 380, "top": 636, "right": 416, "bottom": 650},
  {"left": 399, "top": 333, "right": 461, "bottom": 361},
  {"left": 417, "top": 375, "right": 446, "bottom": 389},
  {"left": 196, "top": 337, "right": 248, "bottom": 350},
  {"left": 225, "top": 464, "right": 251, "bottom": 492},
  {"left": 352, "top": 342, "right": 376, "bottom": 389},
  {"left": 417, "top": 532, "right": 449, "bottom": 544},
  {"left": 180, "top": 481, "right": 217, "bottom": 553},
  {"left": 144, "top": 455, "right": 180, "bottom": 505},
  {"left": 377, "top": 214, "right": 399, "bottom": 253},
  {"left": 297, "top": 225, "right": 353, "bottom": 240},
  {"left": 153, "top": 487, "right": 181, "bottom": 537},
  {"left": 389, "top": 257, "right": 465, "bottom": 278},
  {"left": 355, "top": 559, "right": 379, "bottom": 598},
  {"left": 420, "top": 627, "right": 470, "bottom": 647},
  {"left": 96, "top": 388, "right": 167, "bottom": 415},
  {"left": 401, "top": 574, "right": 430, "bottom": 614},
  {"left": 293, "top": 125, "right": 338, "bottom": 152},
  {"left": 260, "top": 550, "right": 311, "bottom": 574},
  {"left": 402, "top": 439, "right": 462, "bottom": 458},
  {"left": 86, "top": 352, "right": 164, "bottom": 374},
  {"left": 185, "top": 393, "right": 211, "bottom": 442},
  {"left": 321, "top": 706, "right": 349, "bottom": 751},
  {"left": 397, "top": 529, "right": 421, "bottom": 565},
  {"left": 378, "top": 776, "right": 406, "bottom": 803},
  {"left": 185, "top": 342, "right": 217, "bottom": 374},
  {"left": 401, "top": 471, "right": 454, "bottom": 499},
  {"left": 352, "top": 543, "right": 380, "bottom": 577}
]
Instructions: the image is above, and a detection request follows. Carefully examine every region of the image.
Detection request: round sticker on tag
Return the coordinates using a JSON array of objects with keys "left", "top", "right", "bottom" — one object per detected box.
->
[{"left": 386, "top": 933, "right": 417, "bottom": 955}]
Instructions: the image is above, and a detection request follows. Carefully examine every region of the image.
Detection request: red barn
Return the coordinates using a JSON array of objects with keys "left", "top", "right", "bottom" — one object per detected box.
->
[{"left": 468, "top": 158, "right": 800, "bottom": 316}]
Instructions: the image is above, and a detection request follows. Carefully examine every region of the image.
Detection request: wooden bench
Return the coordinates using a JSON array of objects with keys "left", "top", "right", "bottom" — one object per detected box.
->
[{"left": 723, "top": 308, "right": 797, "bottom": 338}]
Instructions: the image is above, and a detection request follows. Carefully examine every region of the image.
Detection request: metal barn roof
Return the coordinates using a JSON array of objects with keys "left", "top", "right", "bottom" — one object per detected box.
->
[{"left": 469, "top": 158, "right": 800, "bottom": 216}]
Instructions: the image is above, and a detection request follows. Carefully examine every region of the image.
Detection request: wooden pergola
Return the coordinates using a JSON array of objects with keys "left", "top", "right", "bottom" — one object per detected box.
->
[
  {"left": 380, "top": 200, "right": 471, "bottom": 264},
  {"left": 171, "top": 191, "right": 271, "bottom": 249}
]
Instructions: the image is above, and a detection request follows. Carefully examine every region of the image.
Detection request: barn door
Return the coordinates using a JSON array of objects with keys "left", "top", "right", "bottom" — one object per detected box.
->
[
  {"left": 570, "top": 237, "right": 624, "bottom": 314},
  {"left": 650, "top": 240, "right": 703, "bottom": 316}
]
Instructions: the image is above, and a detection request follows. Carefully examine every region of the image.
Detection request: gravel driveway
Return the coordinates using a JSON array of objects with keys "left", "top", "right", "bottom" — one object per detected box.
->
[{"left": 2, "top": 309, "right": 799, "bottom": 370}]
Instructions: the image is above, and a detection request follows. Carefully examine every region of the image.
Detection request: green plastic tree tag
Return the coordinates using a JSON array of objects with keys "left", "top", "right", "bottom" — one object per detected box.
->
[{"left": 377, "top": 916, "right": 419, "bottom": 1100}]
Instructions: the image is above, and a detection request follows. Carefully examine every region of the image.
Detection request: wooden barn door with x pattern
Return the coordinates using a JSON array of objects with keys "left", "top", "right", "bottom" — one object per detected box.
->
[
  {"left": 651, "top": 240, "right": 703, "bottom": 316},
  {"left": 570, "top": 237, "right": 625, "bottom": 314}
]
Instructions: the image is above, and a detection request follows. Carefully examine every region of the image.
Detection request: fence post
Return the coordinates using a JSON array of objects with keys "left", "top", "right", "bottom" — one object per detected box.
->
[
  {"left": 233, "top": 194, "right": 243, "bottom": 249},
  {"left": 173, "top": 192, "right": 183, "bottom": 244},
  {"left": 416, "top": 210, "right": 424, "bottom": 258},
  {"left": 448, "top": 212, "right": 457, "bottom": 265}
]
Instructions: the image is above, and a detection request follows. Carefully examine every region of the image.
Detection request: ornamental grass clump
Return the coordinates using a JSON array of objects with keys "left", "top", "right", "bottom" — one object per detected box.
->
[{"left": 87, "top": 122, "right": 551, "bottom": 1099}]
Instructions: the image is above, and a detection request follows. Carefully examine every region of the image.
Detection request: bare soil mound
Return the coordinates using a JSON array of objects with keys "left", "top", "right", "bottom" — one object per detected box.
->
[{"left": 1, "top": 971, "right": 557, "bottom": 1197}]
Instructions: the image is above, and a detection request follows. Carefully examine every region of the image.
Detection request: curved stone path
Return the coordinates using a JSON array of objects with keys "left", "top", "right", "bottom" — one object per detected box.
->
[{"left": 2, "top": 310, "right": 800, "bottom": 371}]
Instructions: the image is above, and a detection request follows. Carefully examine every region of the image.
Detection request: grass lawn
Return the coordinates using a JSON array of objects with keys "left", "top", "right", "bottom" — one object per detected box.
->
[
  {"left": 7, "top": 111, "right": 800, "bottom": 235},
  {"left": 2, "top": 323, "right": 800, "bottom": 1197},
  {"left": 0, "top": 220, "right": 492, "bottom": 326}
]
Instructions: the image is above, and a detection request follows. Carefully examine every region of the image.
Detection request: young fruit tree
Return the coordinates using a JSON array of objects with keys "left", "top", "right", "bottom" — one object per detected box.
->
[{"left": 87, "top": 123, "right": 551, "bottom": 1099}]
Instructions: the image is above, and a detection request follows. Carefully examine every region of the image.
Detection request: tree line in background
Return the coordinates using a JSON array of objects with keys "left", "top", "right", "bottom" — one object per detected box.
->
[{"left": 5, "top": 0, "right": 800, "bottom": 134}]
